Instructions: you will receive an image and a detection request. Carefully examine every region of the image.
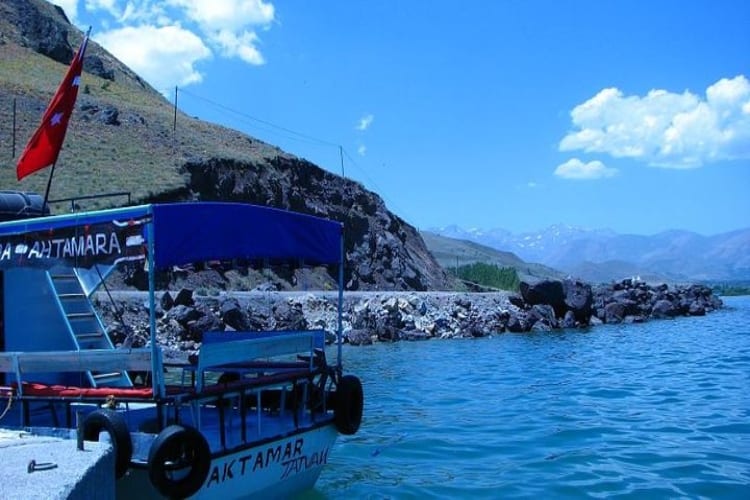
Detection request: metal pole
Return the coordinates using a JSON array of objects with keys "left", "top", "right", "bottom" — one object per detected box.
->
[
  {"left": 173, "top": 86, "right": 178, "bottom": 134},
  {"left": 147, "top": 213, "right": 161, "bottom": 397},
  {"left": 339, "top": 145, "right": 344, "bottom": 177},
  {"left": 76, "top": 410, "right": 84, "bottom": 451},
  {"left": 337, "top": 226, "right": 344, "bottom": 373},
  {"left": 42, "top": 162, "right": 57, "bottom": 211},
  {"left": 12, "top": 98, "right": 16, "bottom": 159}
]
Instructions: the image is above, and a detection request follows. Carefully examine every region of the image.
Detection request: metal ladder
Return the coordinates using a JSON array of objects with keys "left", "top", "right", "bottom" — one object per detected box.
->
[{"left": 50, "top": 272, "right": 132, "bottom": 388}]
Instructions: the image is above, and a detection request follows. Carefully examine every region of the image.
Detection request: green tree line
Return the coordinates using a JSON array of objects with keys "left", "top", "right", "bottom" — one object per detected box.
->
[
  {"left": 711, "top": 283, "right": 750, "bottom": 296},
  {"left": 451, "top": 262, "right": 520, "bottom": 291}
]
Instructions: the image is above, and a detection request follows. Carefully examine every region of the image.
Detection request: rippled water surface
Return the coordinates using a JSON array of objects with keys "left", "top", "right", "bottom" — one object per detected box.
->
[{"left": 301, "top": 296, "right": 750, "bottom": 499}]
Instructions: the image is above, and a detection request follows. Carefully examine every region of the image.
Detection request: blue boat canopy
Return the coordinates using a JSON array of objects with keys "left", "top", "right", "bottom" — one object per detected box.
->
[{"left": 0, "top": 202, "right": 343, "bottom": 270}]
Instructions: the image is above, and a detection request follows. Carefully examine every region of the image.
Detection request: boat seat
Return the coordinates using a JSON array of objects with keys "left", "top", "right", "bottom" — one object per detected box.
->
[
  {"left": 0, "top": 348, "right": 157, "bottom": 397},
  {"left": 193, "top": 330, "right": 325, "bottom": 392}
]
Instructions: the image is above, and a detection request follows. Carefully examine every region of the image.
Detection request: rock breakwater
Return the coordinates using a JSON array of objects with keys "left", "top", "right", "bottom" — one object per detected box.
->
[{"left": 96, "top": 278, "right": 722, "bottom": 354}]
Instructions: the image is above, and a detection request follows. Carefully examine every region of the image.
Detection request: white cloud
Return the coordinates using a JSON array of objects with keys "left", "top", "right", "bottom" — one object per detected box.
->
[
  {"left": 356, "top": 114, "right": 374, "bottom": 131},
  {"left": 357, "top": 144, "right": 367, "bottom": 156},
  {"left": 166, "top": 0, "right": 274, "bottom": 32},
  {"left": 96, "top": 25, "right": 211, "bottom": 93},
  {"left": 213, "top": 29, "right": 264, "bottom": 64},
  {"left": 81, "top": 0, "right": 275, "bottom": 92},
  {"left": 527, "top": 181, "right": 538, "bottom": 188},
  {"left": 83, "top": 0, "right": 275, "bottom": 84},
  {"left": 560, "top": 75, "right": 750, "bottom": 168},
  {"left": 56, "top": 0, "right": 79, "bottom": 22},
  {"left": 85, "top": 0, "right": 118, "bottom": 17},
  {"left": 166, "top": 0, "right": 273, "bottom": 65},
  {"left": 554, "top": 158, "right": 618, "bottom": 180}
]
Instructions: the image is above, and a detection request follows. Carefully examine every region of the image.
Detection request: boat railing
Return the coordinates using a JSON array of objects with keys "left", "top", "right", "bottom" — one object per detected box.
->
[
  {"left": 0, "top": 331, "right": 334, "bottom": 441},
  {"left": 192, "top": 330, "right": 325, "bottom": 392},
  {"left": 177, "top": 330, "right": 330, "bottom": 441},
  {"left": 47, "top": 190, "right": 132, "bottom": 212},
  {"left": 0, "top": 348, "right": 154, "bottom": 397}
]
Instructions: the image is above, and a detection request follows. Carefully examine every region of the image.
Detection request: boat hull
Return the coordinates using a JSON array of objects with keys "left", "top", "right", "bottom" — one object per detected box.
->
[{"left": 118, "top": 423, "right": 338, "bottom": 499}]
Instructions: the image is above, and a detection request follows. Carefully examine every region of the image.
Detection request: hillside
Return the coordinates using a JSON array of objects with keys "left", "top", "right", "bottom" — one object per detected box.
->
[
  {"left": 420, "top": 231, "right": 565, "bottom": 282},
  {"left": 0, "top": 0, "right": 454, "bottom": 291}
]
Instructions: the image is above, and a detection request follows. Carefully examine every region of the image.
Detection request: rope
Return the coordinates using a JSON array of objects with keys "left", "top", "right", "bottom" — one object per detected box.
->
[
  {"left": 95, "top": 265, "right": 134, "bottom": 346},
  {"left": 0, "top": 390, "right": 14, "bottom": 421}
]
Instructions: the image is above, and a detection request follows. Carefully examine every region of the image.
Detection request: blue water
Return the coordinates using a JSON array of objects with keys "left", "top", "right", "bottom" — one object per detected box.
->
[{"left": 307, "top": 296, "right": 750, "bottom": 499}]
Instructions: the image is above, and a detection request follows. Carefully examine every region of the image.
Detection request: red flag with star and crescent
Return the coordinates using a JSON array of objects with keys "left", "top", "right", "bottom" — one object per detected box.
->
[{"left": 16, "top": 32, "right": 89, "bottom": 181}]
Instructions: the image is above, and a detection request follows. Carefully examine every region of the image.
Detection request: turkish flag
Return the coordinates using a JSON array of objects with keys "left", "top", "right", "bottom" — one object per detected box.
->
[{"left": 16, "top": 33, "right": 89, "bottom": 180}]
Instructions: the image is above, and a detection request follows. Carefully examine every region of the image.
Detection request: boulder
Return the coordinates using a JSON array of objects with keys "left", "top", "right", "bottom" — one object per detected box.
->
[
  {"left": 83, "top": 54, "right": 115, "bottom": 81},
  {"left": 14, "top": 2, "right": 72, "bottom": 64},
  {"left": 272, "top": 300, "right": 306, "bottom": 330},
  {"left": 160, "top": 291, "right": 174, "bottom": 311},
  {"left": 688, "top": 301, "right": 706, "bottom": 316},
  {"left": 185, "top": 313, "right": 222, "bottom": 342},
  {"left": 346, "top": 329, "right": 373, "bottom": 346},
  {"left": 531, "top": 320, "right": 553, "bottom": 332},
  {"left": 651, "top": 299, "right": 678, "bottom": 319},
  {"left": 376, "top": 325, "right": 401, "bottom": 342},
  {"left": 604, "top": 302, "right": 626, "bottom": 323},
  {"left": 562, "top": 310, "right": 577, "bottom": 328},
  {"left": 165, "top": 304, "right": 201, "bottom": 326},
  {"left": 506, "top": 312, "right": 528, "bottom": 333},
  {"left": 563, "top": 279, "right": 593, "bottom": 322},
  {"left": 528, "top": 304, "right": 557, "bottom": 328},
  {"left": 620, "top": 299, "right": 641, "bottom": 317},
  {"left": 174, "top": 288, "right": 195, "bottom": 307},
  {"left": 508, "top": 294, "right": 525, "bottom": 309},
  {"left": 520, "top": 280, "right": 566, "bottom": 317},
  {"left": 221, "top": 299, "right": 248, "bottom": 330}
]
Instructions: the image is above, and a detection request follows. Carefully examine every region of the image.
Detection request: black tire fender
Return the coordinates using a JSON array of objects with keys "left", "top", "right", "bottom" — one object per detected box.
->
[
  {"left": 148, "top": 424, "right": 211, "bottom": 499},
  {"left": 334, "top": 374, "right": 363, "bottom": 435},
  {"left": 83, "top": 409, "right": 133, "bottom": 479}
]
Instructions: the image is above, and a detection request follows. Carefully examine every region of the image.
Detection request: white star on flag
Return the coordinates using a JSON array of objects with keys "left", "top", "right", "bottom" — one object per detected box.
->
[{"left": 16, "top": 29, "right": 90, "bottom": 181}]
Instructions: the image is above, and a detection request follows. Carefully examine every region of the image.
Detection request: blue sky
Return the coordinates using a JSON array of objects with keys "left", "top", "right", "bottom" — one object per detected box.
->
[{"left": 60, "top": 0, "right": 750, "bottom": 236}]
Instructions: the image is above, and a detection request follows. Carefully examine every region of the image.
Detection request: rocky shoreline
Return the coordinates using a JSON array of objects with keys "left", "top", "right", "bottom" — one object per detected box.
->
[{"left": 95, "top": 278, "right": 723, "bottom": 356}]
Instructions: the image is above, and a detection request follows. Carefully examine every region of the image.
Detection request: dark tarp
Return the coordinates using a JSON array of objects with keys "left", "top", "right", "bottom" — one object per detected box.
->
[
  {"left": 0, "top": 202, "right": 342, "bottom": 270},
  {"left": 150, "top": 203, "right": 342, "bottom": 268}
]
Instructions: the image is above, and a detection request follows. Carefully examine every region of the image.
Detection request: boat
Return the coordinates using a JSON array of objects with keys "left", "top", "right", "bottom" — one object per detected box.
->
[{"left": 0, "top": 200, "right": 363, "bottom": 498}]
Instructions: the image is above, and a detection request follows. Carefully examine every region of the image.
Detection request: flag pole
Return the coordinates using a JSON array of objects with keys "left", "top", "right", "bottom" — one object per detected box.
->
[
  {"left": 36, "top": 26, "right": 91, "bottom": 213},
  {"left": 42, "top": 161, "right": 57, "bottom": 210}
]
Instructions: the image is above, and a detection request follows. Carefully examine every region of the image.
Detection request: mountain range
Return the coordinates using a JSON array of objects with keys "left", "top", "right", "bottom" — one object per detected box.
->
[{"left": 426, "top": 224, "right": 750, "bottom": 283}]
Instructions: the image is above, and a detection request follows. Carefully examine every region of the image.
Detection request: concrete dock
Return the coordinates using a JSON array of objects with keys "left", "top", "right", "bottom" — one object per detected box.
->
[{"left": 0, "top": 428, "right": 114, "bottom": 499}]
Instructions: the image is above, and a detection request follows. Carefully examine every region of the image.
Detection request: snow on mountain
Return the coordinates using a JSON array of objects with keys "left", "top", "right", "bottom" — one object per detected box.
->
[{"left": 426, "top": 224, "right": 750, "bottom": 282}]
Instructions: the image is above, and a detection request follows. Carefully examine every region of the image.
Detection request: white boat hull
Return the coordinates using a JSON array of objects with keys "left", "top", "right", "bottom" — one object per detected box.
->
[{"left": 118, "top": 423, "right": 338, "bottom": 499}]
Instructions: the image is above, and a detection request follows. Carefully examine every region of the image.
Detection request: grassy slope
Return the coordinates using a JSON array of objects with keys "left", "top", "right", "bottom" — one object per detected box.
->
[{"left": 0, "top": 41, "right": 287, "bottom": 211}]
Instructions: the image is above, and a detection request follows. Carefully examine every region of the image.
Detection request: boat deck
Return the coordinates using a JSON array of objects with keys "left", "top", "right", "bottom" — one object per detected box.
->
[{"left": 0, "top": 332, "right": 335, "bottom": 458}]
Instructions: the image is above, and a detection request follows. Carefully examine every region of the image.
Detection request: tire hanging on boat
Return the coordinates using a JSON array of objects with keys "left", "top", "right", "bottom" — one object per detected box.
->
[
  {"left": 82, "top": 409, "right": 133, "bottom": 479},
  {"left": 148, "top": 424, "right": 211, "bottom": 499},
  {"left": 334, "top": 374, "right": 363, "bottom": 435}
]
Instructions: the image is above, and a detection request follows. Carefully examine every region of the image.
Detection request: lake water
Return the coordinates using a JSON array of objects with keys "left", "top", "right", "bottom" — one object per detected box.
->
[{"left": 305, "top": 296, "right": 750, "bottom": 499}]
